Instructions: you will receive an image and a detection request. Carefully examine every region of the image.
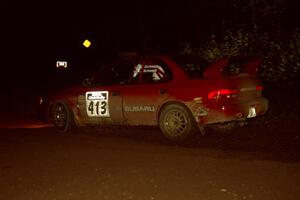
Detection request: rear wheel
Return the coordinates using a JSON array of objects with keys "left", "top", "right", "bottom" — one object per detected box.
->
[
  {"left": 51, "top": 101, "right": 75, "bottom": 132},
  {"left": 159, "top": 104, "right": 197, "bottom": 142}
]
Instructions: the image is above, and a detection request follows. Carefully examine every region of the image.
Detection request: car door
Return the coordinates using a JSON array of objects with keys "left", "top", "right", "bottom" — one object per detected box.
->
[
  {"left": 121, "top": 58, "right": 173, "bottom": 126},
  {"left": 78, "top": 61, "right": 136, "bottom": 125}
]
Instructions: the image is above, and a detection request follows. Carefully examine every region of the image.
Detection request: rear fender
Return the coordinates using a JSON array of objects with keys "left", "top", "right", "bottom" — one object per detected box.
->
[{"left": 158, "top": 100, "right": 204, "bottom": 124}]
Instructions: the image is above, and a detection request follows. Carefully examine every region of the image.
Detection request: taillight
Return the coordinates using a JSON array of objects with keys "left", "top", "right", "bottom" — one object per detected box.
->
[
  {"left": 256, "top": 85, "right": 263, "bottom": 97},
  {"left": 256, "top": 85, "right": 263, "bottom": 91},
  {"left": 208, "top": 89, "right": 238, "bottom": 100}
]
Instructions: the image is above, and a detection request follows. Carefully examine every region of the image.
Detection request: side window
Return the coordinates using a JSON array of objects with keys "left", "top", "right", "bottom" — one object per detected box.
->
[
  {"left": 91, "top": 61, "right": 136, "bottom": 86},
  {"left": 112, "top": 62, "right": 136, "bottom": 85},
  {"left": 130, "top": 59, "right": 171, "bottom": 84}
]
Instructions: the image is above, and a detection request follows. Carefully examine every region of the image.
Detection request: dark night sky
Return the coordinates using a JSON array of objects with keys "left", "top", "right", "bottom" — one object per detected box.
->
[
  {"left": 0, "top": 0, "right": 218, "bottom": 85},
  {"left": 1, "top": 0, "right": 300, "bottom": 88},
  {"left": 0, "top": 0, "right": 299, "bottom": 113}
]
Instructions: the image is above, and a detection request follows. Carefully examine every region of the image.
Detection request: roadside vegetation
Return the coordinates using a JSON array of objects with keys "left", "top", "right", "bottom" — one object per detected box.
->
[{"left": 177, "top": 0, "right": 300, "bottom": 130}]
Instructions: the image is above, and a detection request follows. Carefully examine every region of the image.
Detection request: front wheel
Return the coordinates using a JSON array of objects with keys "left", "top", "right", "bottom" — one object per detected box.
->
[
  {"left": 51, "top": 101, "right": 75, "bottom": 132},
  {"left": 159, "top": 104, "right": 197, "bottom": 142}
]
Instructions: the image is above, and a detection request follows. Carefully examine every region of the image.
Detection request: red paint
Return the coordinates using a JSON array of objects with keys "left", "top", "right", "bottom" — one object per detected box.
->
[
  {"left": 208, "top": 89, "right": 238, "bottom": 99},
  {"left": 39, "top": 55, "right": 268, "bottom": 128},
  {"left": 204, "top": 58, "right": 229, "bottom": 78},
  {"left": 256, "top": 85, "right": 263, "bottom": 91}
]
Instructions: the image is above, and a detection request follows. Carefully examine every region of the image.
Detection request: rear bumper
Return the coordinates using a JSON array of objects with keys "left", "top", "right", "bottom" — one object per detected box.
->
[{"left": 196, "top": 97, "right": 268, "bottom": 125}]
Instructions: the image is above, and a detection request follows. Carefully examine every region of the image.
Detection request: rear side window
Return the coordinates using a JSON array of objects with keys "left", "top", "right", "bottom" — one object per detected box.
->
[
  {"left": 171, "top": 55, "right": 210, "bottom": 78},
  {"left": 130, "top": 58, "right": 172, "bottom": 84}
]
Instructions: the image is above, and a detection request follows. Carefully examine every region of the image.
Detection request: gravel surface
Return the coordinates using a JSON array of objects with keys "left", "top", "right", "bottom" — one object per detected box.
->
[{"left": 0, "top": 123, "right": 300, "bottom": 200}]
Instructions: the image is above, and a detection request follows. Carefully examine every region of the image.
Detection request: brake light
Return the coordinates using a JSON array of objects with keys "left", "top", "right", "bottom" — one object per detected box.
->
[
  {"left": 208, "top": 89, "right": 238, "bottom": 100},
  {"left": 256, "top": 85, "right": 263, "bottom": 91}
]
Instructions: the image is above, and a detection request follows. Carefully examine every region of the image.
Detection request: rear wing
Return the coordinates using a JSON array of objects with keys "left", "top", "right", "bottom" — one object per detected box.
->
[{"left": 204, "top": 57, "right": 261, "bottom": 78}]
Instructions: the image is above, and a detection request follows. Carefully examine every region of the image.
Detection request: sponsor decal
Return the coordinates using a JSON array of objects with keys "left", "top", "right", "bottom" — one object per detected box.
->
[
  {"left": 124, "top": 105, "right": 156, "bottom": 112},
  {"left": 132, "top": 64, "right": 165, "bottom": 81}
]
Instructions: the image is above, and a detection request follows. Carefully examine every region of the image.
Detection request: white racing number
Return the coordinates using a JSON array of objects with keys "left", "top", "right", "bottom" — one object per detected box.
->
[{"left": 86, "top": 91, "right": 109, "bottom": 117}]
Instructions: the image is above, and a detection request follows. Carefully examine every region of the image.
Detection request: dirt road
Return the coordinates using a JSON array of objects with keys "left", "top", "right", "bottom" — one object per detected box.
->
[{"left": 0, "top": 118, "right": 300, "bottom": 200}]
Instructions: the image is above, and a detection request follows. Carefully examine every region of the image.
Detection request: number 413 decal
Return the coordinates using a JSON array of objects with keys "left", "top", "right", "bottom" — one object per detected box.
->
[{"left": 86, "top": 91, "right": 109, "bottom": 117}]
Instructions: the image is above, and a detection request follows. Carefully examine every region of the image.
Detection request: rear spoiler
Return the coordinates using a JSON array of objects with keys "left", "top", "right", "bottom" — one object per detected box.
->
[{"left": 203, "top": 57, "right": 261, "bottom": 78}]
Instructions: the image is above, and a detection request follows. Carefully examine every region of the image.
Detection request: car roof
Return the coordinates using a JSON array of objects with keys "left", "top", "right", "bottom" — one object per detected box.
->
[{"left": 106, "top": 55, "right": 189, "bottom": 81}]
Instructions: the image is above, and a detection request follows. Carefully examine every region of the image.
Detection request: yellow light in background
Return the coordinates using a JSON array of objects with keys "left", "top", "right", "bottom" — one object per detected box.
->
[{"left": 83, "top": 39, "right": 91, "bottom": 48}]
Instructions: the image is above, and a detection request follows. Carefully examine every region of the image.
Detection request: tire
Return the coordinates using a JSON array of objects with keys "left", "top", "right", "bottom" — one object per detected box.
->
[
  {"left": 159, "top": 104, "right": 197, "bottom": 141},
  {"left": 51, "top": 101, "right": 75, "bottom": 132}
]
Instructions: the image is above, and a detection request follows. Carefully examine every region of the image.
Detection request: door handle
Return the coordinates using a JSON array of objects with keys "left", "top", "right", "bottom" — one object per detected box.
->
[
  {"left": 159, "top": 89, "right": 168, "bottom": 95},
  {"left": 112, "top": 91, "right": 120, "bottom": 96}
]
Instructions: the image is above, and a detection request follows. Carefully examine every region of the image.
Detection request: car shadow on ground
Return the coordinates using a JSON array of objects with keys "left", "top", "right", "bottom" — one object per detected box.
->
[
  {"left": 68, "top": 122, "right": 300, "bottom": 163},
  {"left": 1, "top": 113, "right": 299, "bottom": 164}
]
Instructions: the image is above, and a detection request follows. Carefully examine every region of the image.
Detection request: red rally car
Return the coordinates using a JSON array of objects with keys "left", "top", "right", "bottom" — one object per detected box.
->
[{"left": 39, "top": 55, "right": 268, "bottom": 141}]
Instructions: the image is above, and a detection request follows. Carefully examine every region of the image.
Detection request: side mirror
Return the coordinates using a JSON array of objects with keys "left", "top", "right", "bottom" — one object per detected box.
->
[{"left": 82, "top": 78, "right": 91, "bottom": 87}]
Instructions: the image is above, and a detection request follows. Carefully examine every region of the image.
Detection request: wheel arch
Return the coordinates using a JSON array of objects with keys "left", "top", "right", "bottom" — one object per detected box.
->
[
  {"left": 49, "top": 99, "right": 78, "bottom": 131},
  {"left": 157, "top": 100, "right": 194, "bottom": 121},
  {"left": 157, "top": 100, "right": 199, "bottom": 141},
  {"left": 48, "top": 100, "right": 74, "bottom": 122}
]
